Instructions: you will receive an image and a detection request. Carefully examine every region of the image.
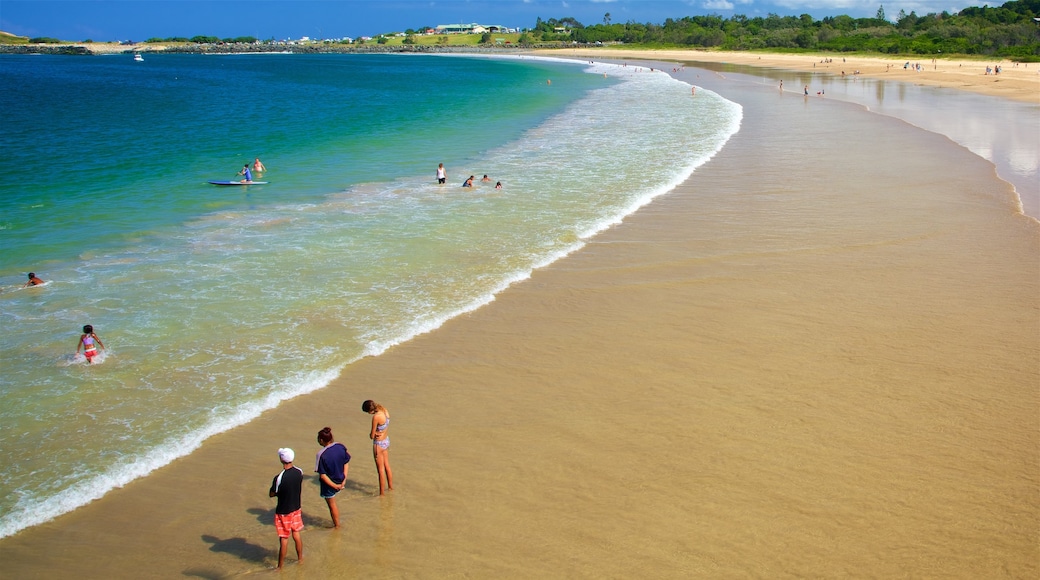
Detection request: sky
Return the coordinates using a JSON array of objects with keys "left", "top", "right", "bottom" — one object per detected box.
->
[{"left": 2, "top": 0, "right": 981, "bottom": 42}]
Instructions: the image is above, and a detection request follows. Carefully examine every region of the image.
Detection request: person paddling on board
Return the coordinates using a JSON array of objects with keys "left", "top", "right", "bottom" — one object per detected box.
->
[
  {"left": 23, "top": 272, "right": 45, "bottom": 287},
  {"left": 238, "top": 164, "right": 253, "bottom": 183}
]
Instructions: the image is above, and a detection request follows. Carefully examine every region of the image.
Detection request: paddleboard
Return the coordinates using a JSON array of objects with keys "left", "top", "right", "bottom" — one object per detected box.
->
[{"left": 208, "top": 180, "right": 269, "bottom": 186}]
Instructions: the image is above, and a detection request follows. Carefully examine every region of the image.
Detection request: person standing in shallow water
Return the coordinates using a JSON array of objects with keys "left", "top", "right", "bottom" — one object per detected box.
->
[
  {"left": 363, "top": 400, "right": 394, "bottom": 495},
  {"left": 314, "top": 427, "right": 350, "bottom": 528},
  {"left": 77, "top": 324, "right": 105, "bottom": 364},
  {"left": 269, "top": 447, "right": 304, "bottom": 569}
]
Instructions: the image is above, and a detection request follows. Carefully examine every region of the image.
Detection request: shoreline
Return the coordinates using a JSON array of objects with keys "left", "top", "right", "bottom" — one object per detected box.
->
[
  {"left": 536, "top": 48, "right": 1040, "bottom": 104},
  {"left": 4, "top": 42, "right": 1036, "bottom": 104},
  {"left": 537, "top": 48, "right": 1040, "bottom": 221},
  {"left": 0, "top": 52, "right": 1036, "bottom": 577}
]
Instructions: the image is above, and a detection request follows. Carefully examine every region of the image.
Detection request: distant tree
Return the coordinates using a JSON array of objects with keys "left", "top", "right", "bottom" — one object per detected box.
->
[
  {"left": 30, "top": 37, "right": 62, "bottom": 43},
  {"left": 480, "top": 32, "right": 492, "bottom": 44},
  {"left": 190, "top": 35, "right": 219, "bottom": 43},
  {"left": 604, "top": 12, "right": 612, "bottom": 26},
  {"left": 84, "top": 39, "right": 93, "bottom": 43},
  {"left": 376, "top": 35, "right": 388, "bottom": 44},
  {"left": 403, "top": 34, "right": 417, "bottom": 44},
  {"left": 877, "top": 4, "right": 887, "bottom": 21}
]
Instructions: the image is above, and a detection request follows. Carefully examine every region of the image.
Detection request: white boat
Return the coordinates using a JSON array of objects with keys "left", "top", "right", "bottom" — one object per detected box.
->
[{"left": 133, "top": 53, "right": 144, "bottom": 62}]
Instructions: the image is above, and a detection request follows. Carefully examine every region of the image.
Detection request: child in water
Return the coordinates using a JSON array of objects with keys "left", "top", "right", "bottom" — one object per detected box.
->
[{"left": 77, "top": 324, "right": 105, "bottom": 364}]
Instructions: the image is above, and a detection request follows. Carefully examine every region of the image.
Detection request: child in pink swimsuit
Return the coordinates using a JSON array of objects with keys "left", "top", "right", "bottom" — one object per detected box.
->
[{"left": 77, "top": 324, "right": 105, "bottom": 364}]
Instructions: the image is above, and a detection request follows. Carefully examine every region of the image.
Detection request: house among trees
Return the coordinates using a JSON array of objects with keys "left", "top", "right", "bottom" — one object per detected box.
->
[{"left": 434, "top": 23, "right": 513, "bottom": 34}]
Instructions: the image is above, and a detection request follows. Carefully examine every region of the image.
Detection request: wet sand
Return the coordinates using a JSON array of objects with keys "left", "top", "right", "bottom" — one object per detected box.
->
[
  {"left": 1, "top": 57, "right": 1037, "bottom": 578},
  {"left": 543, "top": 48, "right": 1040, "bottom": 104}
]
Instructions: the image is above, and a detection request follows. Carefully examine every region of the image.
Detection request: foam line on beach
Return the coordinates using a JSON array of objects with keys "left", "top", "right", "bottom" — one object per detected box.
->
[{"left": 0, "top": 365, "right": 345, "bottom": 539}]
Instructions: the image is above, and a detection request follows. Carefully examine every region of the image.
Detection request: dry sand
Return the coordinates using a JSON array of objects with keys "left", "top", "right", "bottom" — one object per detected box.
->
[
  {"left": 1, "top": 51, "right": 1037, "bottom": 578},
  {"left": 542, "top": 48, "right": 1040, "bottom": 104}
]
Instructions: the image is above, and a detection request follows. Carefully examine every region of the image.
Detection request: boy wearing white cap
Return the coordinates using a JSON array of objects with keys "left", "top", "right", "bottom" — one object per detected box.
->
[{"left": 269, "top": 448, "right": 304, "bottom": 569}]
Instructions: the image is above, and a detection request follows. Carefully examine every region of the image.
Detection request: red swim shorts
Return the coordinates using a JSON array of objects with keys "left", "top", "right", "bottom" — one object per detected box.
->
[
  {"left": 84, "top": 349, "right": 97, "bottom": 360},
  {"left": 274, "top": 509, "right": 304, "bottom": 538}
]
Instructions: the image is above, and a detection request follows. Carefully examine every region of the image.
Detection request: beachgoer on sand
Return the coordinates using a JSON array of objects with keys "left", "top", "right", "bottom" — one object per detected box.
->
[
  {"left": 315, "top": 427, "right": 350, "bottom": 528},
  {"left": 363, "top": 400, "right": 394, "bottom": 496},
  {"left": 269, "top": 448, "right": 304, "bottom": 569}
]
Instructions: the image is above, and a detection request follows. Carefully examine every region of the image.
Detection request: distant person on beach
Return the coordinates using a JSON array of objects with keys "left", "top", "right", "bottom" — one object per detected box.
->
[
  {"left": 237, "top": 164, "right": 253, "bottom": 183},
  {"left": 269, "top": 447, "right": 304, "bottom": 569},
  {"left": 315, "top": 427, "right": 350, "bottom": 528},
  {"left": 77, "top": 324, "right": 105, "bottom": 364},
  {"left": 23, "top": 272, "right": 45, "bottom": 287},
  {"left": 804, "top": 85, "right": 809, "bottom": 95},
  {"left": 363, "top": 400, "right": 394, "bottom": 496},
  {"left": 462, "top": 175, "right": 475, "bottom": 188},
  {"left": 252, "top": 158, "right": 266, "bottom": 174},
  {"left": 436, "top": 163, "right": 447, "bottom": 184}
]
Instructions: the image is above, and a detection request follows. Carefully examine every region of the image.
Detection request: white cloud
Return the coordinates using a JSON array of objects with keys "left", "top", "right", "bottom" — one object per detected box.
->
[
  {"left": 768, "top": 1, "right": 972, "bottom": 16},
  {"left": 703, "top": 0, "right": 736, "bottom": 10}
]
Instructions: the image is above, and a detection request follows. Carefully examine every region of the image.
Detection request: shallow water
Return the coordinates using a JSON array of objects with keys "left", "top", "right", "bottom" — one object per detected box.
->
[
  {"left": 686, "top": 60, "right": 1040, "bottom": 219},
  {"left": 0, "top": 53, "right": 740, "bottom": 538}
]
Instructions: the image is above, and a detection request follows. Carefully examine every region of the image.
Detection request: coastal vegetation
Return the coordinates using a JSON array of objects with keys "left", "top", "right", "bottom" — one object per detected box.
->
[
  {"left": 531, "top": 0, "right": 1040, "bottom": 59},
  {"left": 1, "top": 0, "right": 1036, "bottom": 59}
]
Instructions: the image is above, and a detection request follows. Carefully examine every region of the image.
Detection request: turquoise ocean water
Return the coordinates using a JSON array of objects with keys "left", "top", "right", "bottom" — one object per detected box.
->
[{"left": 0, "top": 53, "right": 741, "bottom": 538}]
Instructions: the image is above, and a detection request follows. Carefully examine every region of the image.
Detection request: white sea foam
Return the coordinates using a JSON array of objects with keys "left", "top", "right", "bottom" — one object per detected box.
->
[
  {"left": 0, "top": 365, "right": 343, "bottom": 538},
  {"left": 0, "top": 55, "right": 742, "bottom": 539}
]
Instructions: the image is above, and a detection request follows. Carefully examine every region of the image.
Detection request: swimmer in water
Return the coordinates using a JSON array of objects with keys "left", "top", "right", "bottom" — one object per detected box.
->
[
  {"left": 77, "top": 324, "right": 105, "bottom": 364},
  {"left": 23, "top": 272, "right": 45, "bottom": 287}
]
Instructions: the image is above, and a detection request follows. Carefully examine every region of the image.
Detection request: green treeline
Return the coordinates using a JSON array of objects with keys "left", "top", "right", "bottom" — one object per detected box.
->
[
  {"left": 534, "top": 0, "right": 1040, "bottom": 58},
  {"left": 145, "top": 35, "right": 258, "bottom": 44}
]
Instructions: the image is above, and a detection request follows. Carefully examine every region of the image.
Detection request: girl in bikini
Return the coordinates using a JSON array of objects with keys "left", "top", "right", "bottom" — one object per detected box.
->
[
  {"left": 362, "top": 400, "right": 394, "bottom": 496},
  {"left": 77, "top": 324, "right": 105, "bottom": 364}
]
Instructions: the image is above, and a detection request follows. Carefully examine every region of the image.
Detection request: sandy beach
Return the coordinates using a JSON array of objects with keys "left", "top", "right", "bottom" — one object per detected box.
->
[
  {"left": 544, "top": 48, "right": 1040, "bottom": 104},
  {"left": 1, "top": 51, "right": 1037, "bottom": 578}
]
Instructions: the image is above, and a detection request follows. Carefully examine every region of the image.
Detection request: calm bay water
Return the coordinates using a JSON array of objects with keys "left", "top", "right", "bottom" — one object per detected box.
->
[{"left": 0, "top": 53, "right": 741, "bottom": 537}]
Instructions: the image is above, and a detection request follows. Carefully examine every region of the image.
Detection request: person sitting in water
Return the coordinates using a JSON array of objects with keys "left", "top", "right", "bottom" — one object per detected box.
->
[
  {"left": 461, "top": 175, "right": 474, "bottom": 188},
  {"left": 481, "top": 175, "right": 491, "bottom": 182},
  {"left": 238, "top": 164, "right": 253, "bottom": 183},
  {"left": 495, "top": 181, "right": 502, "bottom": 189},
  {"left": 23, "top": 272, "right": 45, "bottom": 287}
]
